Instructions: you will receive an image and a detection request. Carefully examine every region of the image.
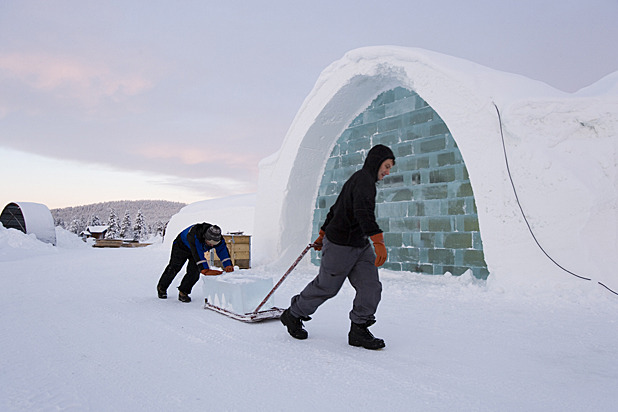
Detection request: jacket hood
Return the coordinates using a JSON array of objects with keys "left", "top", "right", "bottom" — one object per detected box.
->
[{"left": 362, "top": 144, "right": 395, "bottom": 181}]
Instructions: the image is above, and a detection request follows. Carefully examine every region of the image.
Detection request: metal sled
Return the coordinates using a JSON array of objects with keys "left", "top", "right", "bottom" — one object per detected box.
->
[{"left": 203, "top": 244, "right": 313, "bottom": 323}]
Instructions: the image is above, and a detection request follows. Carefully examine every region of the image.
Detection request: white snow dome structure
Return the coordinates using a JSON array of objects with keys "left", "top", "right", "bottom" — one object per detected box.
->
[
  {"left": 0, "top": 202, "right": 57, "bottom": 246},
  {"left": 163, "top": 194, "right": 256, "bottom": 247},
  {"left": 254, "top": 46, "right": 617, "bottom": 295}
]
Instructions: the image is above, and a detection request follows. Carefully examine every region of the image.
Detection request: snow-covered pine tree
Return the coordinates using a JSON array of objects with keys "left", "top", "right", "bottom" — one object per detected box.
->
[
  {"left": 152, "top": 220, "right": 166, "bottom": 237},
  {"left": 54, "top": 217, "right": 65, "bottom": 228},
  {"left": 133, "top": 209, "right": 145, "bottom": 241},
  {"left": 51, "top": 200, "right": 185, "bottom": 234},
  {"left": 120, "top": 210, "right": 133, "bottom": 240},
  {"left": 106, "top": 209, "right": 120, "bottom": 239},
  {"left": 90, "top": 215, "right": 102, "bottom": 226},
  {"left": 69, "top": 218, "right": 81, "bottom": 235}
]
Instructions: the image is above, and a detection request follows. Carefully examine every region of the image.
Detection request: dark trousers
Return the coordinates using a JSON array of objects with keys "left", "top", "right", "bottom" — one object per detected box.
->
[
  {"left": 157, "top": 240, "right": 200, "bottom": 295},
  {"left": 289, "top": 238, "right": 382, "bottom": 324}
]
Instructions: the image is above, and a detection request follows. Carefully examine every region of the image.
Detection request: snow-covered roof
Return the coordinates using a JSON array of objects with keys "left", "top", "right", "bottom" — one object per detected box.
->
[
  {"left": 85, "top": 225, "right": 109, "bottom": 234},
  {"left": 253, "top": 46, "right": 617, "bottom": 293}
]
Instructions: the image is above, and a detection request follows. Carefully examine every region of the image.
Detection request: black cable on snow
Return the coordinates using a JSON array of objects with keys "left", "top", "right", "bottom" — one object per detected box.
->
[
  {"left": 493, "top": 102, "right": 593, "bottom": 282},
  {"left": 598, "top": 282, "right": 618, "bottom": 296}
]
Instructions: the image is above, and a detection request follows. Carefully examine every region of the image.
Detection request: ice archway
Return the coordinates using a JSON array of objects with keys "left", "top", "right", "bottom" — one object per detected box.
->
[{"left": 254, "top": 46, "right": 618, "bottom": 293}]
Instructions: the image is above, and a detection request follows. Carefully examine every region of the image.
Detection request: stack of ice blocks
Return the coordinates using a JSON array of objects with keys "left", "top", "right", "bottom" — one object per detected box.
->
[{"left": 202, "top": 273, "right": 275, "bottom": 314}]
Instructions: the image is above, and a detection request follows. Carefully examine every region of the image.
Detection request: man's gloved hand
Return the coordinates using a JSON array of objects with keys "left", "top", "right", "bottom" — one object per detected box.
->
[
  {"left": 313, "top": 229, "right": 325, "bottom": 251},
  {"left": 370, "top": 233, "right": 387, "bottom": 267},
  {"left": 201, "top": 269, "right": 223, "bottom": 276},
  {"left": 224, "top": 266, "right": 234, "bottom": 273}
]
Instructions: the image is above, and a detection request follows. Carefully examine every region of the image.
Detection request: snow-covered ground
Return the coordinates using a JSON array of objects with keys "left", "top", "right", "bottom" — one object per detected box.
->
[{"left": 1, "top": 224, "right": 617, "bottom": 411}]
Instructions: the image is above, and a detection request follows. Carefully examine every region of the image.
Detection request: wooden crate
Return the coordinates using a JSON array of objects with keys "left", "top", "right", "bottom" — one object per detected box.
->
[
  {"left": 93, "top": 239, "right": 152, "bottom": 248},
  {"left": 121, "top": 241, "right": 152, "bottom": 248},
  {"left": 93, "top": 239, "right": 123, "bottom": 248},
  {"left": 206, "top": 234, "right": 251, "bottom": 269}
]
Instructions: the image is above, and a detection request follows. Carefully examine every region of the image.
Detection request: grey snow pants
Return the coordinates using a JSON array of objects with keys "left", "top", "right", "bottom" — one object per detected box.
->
[{"left": 289, "top": 238, "right": 382, "bottom": 325}]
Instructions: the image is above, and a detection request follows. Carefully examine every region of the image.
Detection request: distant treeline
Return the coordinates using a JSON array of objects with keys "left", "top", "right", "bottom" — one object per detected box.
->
[{"left": 52, "top": 200, "right": 186, "bottom": 240}]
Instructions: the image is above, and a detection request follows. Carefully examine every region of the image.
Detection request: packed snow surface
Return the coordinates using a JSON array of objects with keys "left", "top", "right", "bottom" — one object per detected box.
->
[{"left": 1, "top": 225, "right": 617, "bottom": 411}]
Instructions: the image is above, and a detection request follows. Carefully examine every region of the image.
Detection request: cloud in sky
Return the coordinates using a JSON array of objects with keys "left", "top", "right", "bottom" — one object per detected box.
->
[
  {"left": 0, "top": 52, "right": 153, "bottom": 105},
  {"left": 136, "top": 143, "right": 262, "bottom": 178},
  {"left": 0, "top": 0, "right": 617, "bottom": 208}
]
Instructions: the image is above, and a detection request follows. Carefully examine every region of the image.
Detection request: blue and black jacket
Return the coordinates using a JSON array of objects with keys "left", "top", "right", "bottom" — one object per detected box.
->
[{"left": 176, "top": 223, "right": 232, "bottom": 271}]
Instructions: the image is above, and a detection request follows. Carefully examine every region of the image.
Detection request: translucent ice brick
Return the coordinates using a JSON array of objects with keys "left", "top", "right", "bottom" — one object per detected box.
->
[{"left": 202, "top": 273, "right": 274, "bottom": 314}]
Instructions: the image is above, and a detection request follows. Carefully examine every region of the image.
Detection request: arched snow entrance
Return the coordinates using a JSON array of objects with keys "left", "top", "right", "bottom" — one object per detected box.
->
[
  {"left": 254, "top": 46, "right": 618, "bottom": 295},
  {"left": 254, "top": 47, "right": 505, "bottom": 275},
  {"left": 0, "top": 202, "right": 57, "bottom": 245},
  {"left": 311, "top": 87, "right": 488, "bottom": 278}
]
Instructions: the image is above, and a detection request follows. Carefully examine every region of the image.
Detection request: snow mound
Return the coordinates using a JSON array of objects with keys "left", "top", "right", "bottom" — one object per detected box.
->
[
  {"left": 0, "top": 225, "right": 88, "bottom": 262},
  {"left": 163, "top": 193, "right": 255, "bottom": 247}
]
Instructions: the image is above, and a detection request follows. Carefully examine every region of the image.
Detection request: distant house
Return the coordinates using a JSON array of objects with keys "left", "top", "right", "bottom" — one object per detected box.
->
[
  {"left": 0, "top": 202, "right": 57, "bottom": 245},
  {"left": 81, "top": 225, "right": 109, "bottom": 240}
]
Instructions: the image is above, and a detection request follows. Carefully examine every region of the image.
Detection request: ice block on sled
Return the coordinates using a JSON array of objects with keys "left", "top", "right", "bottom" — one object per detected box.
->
[{"left": 201, "top": 273, "right": 275, "bottom": 314}]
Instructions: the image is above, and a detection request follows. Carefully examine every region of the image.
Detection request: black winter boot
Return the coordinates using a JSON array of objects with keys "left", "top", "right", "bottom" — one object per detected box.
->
[
  {"left": 280, "top": 308, "right": 309, "bottom": 340},
  {"left": 348, "top": 321, "right": 385, "bottom": 350},
  {"left": 157, "top": 286, "right": 167, "bottom": 299},
  {"left": 178, "top": 290, "right": 191, "bottom": 303}
]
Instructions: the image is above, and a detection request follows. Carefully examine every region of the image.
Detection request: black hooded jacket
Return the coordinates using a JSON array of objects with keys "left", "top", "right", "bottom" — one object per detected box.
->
[{"left": 321, "top": 144, "right": 395, "bottom": 247}]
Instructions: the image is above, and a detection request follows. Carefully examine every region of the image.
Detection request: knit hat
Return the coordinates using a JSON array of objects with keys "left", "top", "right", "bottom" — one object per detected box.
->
[{"left": 205, "top": 225, "right": 222, "bottom": 243}]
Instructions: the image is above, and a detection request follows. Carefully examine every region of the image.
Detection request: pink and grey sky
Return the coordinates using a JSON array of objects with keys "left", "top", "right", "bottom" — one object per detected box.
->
[{"left": 1, "top": 0, "right": 616, "bottom": 208}]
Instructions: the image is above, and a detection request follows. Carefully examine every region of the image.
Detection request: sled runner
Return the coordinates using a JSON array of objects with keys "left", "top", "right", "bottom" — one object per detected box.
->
[{"left": 204, "top": 244, "right": 313, "bottom": 323}]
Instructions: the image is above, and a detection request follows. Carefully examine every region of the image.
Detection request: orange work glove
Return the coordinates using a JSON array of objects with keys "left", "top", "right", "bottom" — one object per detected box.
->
[
  {"left": 201, "top": 269, "right": 223, "bottom": 276},
  {"left": 224, "top": 266, "right": 234, "bottom": 273},
  {"left": 370, "top": 233, "right": 387, "bottom": 267},
  {"left": 313, "top": 230, "right": 325, "bottom": 251}
]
